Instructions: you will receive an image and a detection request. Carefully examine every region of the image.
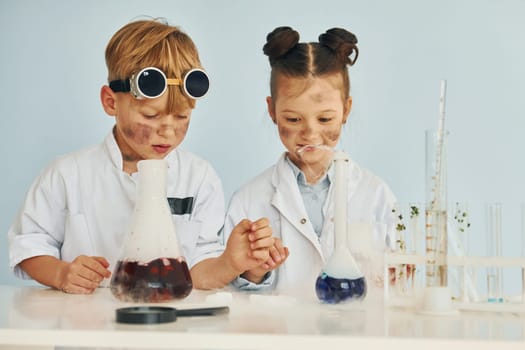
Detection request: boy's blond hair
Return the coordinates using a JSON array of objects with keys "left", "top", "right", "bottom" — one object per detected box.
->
[{"left": 105, "top": 19, "right": 202, "bottom": 112}]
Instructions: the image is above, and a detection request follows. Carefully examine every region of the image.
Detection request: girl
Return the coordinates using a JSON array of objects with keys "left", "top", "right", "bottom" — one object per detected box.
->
[{"left": 225, "top": 26, "right": 397, "bottom": 296}]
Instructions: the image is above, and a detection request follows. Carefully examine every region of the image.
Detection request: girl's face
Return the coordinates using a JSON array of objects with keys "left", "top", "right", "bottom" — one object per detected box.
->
[
  {"left": 267, "top": 75, "right": 351, "bottom": 176},
  {"left": 101, "top": 86, "right": 192, "bottom": 174}
]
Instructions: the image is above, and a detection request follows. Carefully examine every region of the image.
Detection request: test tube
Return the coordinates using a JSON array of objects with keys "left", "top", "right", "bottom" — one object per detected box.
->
[
  {"left": 408, "top": 202, "right": 422, "bottom": 255},
  {"left": 521, "top": 203, "right": 525, "bottom": 303},
  {"left": 391, "top": 202, "right": 408, "bottom": 295},
  {"left": 408, "top": 202, "right": 422, "bottom": 292},
  {"left": 485, "top": 203, "right": 503, "bottom": 303},
  {"left": 452, "top": 201, "right": 471, "bottom": 302}
]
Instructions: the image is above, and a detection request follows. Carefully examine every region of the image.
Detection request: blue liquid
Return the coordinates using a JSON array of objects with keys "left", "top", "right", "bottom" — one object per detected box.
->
[
  {"left": 487, "top": 297, "right": 504, "bottom": 303},
  {"left": 315, "top": 272, "right": 367, "bottom": 304}
]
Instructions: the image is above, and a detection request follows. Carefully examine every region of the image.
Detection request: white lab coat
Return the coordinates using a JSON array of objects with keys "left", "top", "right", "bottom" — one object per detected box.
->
[
  {"left": 8, "top": 131, "right": 225, "bottom": 281},
  {"left": 224, "top": 153, "right": 397, "bottom": 296}
]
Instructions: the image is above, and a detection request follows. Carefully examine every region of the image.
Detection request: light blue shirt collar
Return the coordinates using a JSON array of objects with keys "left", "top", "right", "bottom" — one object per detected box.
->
[
  {"left": 285, "top": 155, "right": 333, "bottom": 187},
  {"left": 285, "top": 155, "right": 332, "bottom": 236}
]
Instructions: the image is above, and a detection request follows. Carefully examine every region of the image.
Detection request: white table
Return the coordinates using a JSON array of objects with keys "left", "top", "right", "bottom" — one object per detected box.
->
[{"left": 0, "top": 285, "right": 524, "bottom": 349}]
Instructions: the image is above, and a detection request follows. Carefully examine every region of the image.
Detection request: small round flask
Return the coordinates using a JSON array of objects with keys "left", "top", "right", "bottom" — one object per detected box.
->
[
  {"left": 315, "top": 151, "right": 367, "bottom": 303},
  {"left": 110, "top": 159, "right": 192, "bottom": 302}
]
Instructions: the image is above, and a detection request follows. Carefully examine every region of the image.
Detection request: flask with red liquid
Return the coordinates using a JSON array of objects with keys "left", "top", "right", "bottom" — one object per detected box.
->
[{"left": 110, "top": 159, "right": 192, "bottom": 302}]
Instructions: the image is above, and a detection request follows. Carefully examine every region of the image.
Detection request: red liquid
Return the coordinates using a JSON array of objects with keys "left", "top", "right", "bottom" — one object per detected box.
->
[{"left": 110, "top": 257, "right": 193, "bottom": 302}]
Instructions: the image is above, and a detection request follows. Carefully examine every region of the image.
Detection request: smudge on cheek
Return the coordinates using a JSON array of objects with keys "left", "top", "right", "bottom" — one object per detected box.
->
[
  {"left": 122, "top": 126, "right": 134, "bottom": 138},
  {"left": 123, "top": 123, "right": 153, "bottom": 145},
  {"left": 174, "top": 119, "right": 190, "bottom": 138},
  {"left": 278, "top": 124, "right": 295, "bottom": 139},
  {"left": 323, "top": 127, "right": 341, "bottom": 143}
]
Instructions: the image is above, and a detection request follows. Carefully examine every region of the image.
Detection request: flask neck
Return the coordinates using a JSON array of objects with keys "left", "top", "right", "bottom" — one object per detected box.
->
[
  {"left": 124, "top": 159, "right": 182, "bottom": 262},
  {"left": 137, "top": 160, "right": 168, "bottom": 199},
  {"left": 333, "top": 151, "right": 349, "bottom": 250}
]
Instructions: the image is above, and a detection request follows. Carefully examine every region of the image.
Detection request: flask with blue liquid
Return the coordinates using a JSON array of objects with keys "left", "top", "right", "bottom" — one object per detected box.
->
[{"left": 315, "top": 151, "right": 367, "bottom": 303}]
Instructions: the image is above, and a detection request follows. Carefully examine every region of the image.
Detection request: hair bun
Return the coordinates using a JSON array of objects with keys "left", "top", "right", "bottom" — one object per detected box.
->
[
  {"left": 318, "top": 28, "right": 359, "bottom": 66},
  {"left": 263, "top": 26, "right": 300, "bottom": 60}
]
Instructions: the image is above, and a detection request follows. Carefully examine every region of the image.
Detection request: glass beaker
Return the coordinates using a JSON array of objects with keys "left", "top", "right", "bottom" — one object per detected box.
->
[
  {"left": 315, "top": 151, "right": 367, "bottom": 303},
  {"left": 425, "top": 129, "right": 448, "bottom": 288},
  {"left": 110, "top": 159, "right": 192, "bottom": 302}
]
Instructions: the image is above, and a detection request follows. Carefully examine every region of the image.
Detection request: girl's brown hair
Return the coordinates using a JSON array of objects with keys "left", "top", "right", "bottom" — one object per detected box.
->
[
  {"left": 263, "top": 26, "right": 358, "bottom": 101},
  {"left": 105, "top": 19, "right": 203, "bottom": 112}
]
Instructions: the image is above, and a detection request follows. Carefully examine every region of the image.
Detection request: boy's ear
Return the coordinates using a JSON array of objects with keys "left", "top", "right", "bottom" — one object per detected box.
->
[
  {"left": 342, "top": 96, "right": 352, "bottom": 124},
  {"left": 100, "top": 85, "right": 117, "bottom": 116},
  {"left": 266, "top": 96, "right": 276, "bottom": 124}
]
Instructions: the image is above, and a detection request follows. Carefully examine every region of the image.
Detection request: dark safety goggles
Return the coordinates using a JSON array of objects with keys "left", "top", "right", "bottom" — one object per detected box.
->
[{"left": 109, "top": 67, "right": 209, "bottom": 99}]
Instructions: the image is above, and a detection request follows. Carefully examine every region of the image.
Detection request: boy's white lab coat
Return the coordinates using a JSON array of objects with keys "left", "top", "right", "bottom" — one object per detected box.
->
[
  {"left": 8, "top": 132, "right": 225, "bottom": 281},
  {"left": 224, "top": 153, "right": 396, "bottom": 296}
]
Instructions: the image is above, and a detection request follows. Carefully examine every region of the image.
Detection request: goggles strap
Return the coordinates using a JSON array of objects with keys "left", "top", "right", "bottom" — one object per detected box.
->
[
  {"left": 109, "top": 79, "right": 131, "bottom": 93},
  {"left": 166, "top": 78, "right": 182, "bottom": 86}
]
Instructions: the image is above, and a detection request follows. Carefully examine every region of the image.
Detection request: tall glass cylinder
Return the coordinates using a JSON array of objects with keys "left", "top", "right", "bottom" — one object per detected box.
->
[
  {"left": 521, "top": 203, "right": 525, "bottom": 302},
  {"left": 485, "top": 203, "right": 503, "bottom": 302},
  {"left": 425, "top": 129, "right": 448, "bottom": 288}
]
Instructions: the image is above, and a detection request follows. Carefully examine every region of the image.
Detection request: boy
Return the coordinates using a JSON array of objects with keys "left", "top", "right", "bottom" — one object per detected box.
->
[{"left": 8, "top": 19, "right": 273, "bottom": 294}]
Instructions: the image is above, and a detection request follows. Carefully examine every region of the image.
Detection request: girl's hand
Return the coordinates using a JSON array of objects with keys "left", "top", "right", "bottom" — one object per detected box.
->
[
  {"left": 241, "top": 238, "right": 289, "bottom": 283},
  {"left": 58, "top": 255, "right": 111, "bottom": 294},
  {"left": 224, "top": 218, "right": 275, "bottom": 275}
]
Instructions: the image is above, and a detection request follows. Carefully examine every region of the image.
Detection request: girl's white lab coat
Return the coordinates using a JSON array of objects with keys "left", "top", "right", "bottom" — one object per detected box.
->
[
  {"left": 8, "top": 131, "right": 225, "bottom": 281},
  {"left": 224, "top": 153, "right": 397, "bottom": 296}
]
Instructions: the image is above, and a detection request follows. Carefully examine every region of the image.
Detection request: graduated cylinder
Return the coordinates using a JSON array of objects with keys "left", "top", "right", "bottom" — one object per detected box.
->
[{"left": 425, "top": 129, "right": 448, "bottom": 288}]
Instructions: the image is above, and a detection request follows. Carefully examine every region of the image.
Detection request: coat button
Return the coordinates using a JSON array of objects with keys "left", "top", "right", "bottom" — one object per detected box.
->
[{"left": 300, "top": 218, "right": 307, "bottom": 224}]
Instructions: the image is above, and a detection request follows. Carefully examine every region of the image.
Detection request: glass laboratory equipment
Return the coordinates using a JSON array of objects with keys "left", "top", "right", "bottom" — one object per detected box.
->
[
  {"left": 315, "top": 151, "right": 367, "bottom": 303},
  {"left": 110, "top": 159, "right": 192, "bottom": 303},
  {"left": 392, "top": 202, "right": 410, "bottom": 296},
  {"left": 485, "top": 202, "right": 503, "bottom": 303},
  {"left": 522, "top": 203, "right": 525, "bottom": 303},
  {"left": 451, "top": 201, "right": 474, "bottom": 302},
  {"left": 420, "top": 126, "right": 456, "bottom": 314},
  {"left": 425, "top": 129, "right": 448, "bottom": 289},
  {"left": 408, "top": 202, "right": 423, "bottom": 255}
]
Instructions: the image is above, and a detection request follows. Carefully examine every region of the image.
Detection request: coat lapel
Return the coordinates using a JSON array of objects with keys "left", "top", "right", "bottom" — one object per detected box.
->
[{"left": 270, "top": 154, "right": 323, "bottom": 256}]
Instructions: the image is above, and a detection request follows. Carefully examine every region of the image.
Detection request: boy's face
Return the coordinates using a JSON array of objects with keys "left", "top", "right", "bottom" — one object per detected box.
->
[
  {"left": 267, "top": 75, "right": 351, "bottom": 173},
  {"left": 104, "top": 88, "right": 192, "bottom": 173}
]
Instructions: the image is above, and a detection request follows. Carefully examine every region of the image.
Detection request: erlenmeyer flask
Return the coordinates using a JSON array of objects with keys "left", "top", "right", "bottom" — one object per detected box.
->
[
  {"left": 110, "top": 159, "right": 192, "bottom": 302},
  {"left": 315, "top": 151, "right": 367, "bottom": 303}
]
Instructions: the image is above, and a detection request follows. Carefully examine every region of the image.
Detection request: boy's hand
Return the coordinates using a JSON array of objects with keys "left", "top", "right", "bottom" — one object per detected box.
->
[
  {"left": 224, "top": 218, "right": 274, "bottom": 275},
  {"left": 241, "top": 238, "right": 289, "bottom": 283},
  {"left": 58, "top": 255, "right": 112, "bottom": 294}
]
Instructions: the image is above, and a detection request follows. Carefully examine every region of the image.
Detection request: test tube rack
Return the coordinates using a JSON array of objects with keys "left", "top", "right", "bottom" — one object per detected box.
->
[{"left": 384, "top": 252, "right": 525, "bottom": 313}]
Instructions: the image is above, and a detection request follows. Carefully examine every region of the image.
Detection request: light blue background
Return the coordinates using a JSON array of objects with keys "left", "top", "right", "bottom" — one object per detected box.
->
[{"left": 1, "top": 0, "right": 524, "bottom": 294}]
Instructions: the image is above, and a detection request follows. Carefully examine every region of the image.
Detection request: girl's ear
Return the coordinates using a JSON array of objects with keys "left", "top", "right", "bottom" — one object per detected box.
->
[
  {"left": 342, "top": 96, "right": 352, "bottom": 124},
  {"left": 100, "top": 85, "right": 118, "bottom": 116},
  {"left": 266, "top": 96, "right": 277, "bottom": 124}
]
